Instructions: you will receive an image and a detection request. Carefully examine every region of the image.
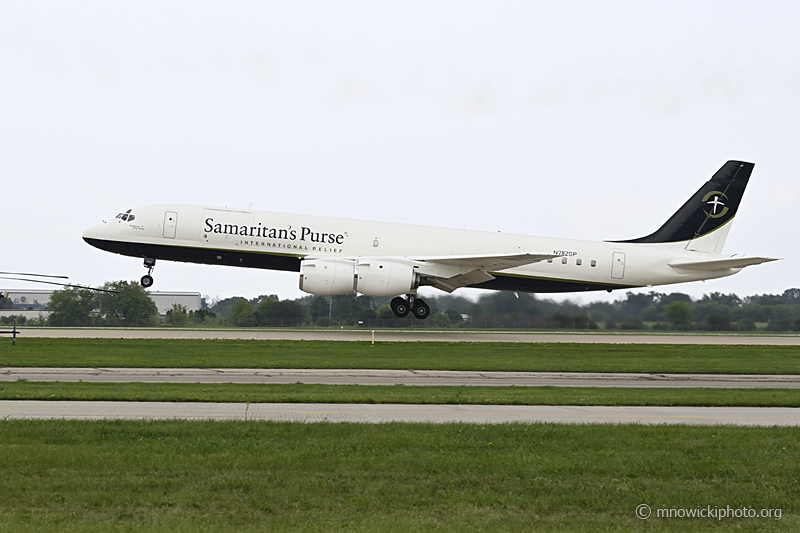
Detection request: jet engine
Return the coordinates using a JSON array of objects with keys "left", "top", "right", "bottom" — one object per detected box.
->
[
  {"left": 355, "top": 259, "right": 419, "bottom": 297},
  {"left": 299, "top": 259, "right": 356, "bottom": 295}
]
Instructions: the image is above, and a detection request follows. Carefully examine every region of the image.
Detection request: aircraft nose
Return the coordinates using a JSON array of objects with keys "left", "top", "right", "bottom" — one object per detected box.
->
[
  {"left": 82, "top": 226, "right": 95, "bottom": 241},
  {"left": 82, "top": 223, "right": 101, "bottom": 242}
]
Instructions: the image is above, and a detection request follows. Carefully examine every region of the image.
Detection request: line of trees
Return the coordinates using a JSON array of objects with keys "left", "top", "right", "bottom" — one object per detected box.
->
[
  {"left": 45, "top": 281, "right": 161, "bottom": 327},
  {"left": 17, "top": 281, "right": 800, "bottom": 331},
  {"left": 429, "top": 289, "right": 800, "bottom": 331},
  {"left": 204, "top": 288, "right": 800, "bottom": 331}
]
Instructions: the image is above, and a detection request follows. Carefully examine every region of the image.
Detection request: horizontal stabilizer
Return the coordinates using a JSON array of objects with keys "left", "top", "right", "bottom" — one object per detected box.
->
[
  {"left": 669, "top": 256, "right": 778, "bottom": 273},
  {"left": 418, "top": 252, "right": 557, "bottom": 271}
]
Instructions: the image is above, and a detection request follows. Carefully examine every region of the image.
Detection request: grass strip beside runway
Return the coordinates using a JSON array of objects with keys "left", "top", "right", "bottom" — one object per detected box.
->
[
  {"left": 0, "top": 420, "right": 796, "bottom": 532},
  {"left": 3, "top": 381, "right": 800, "bottom": 407},
  {"left": 3, "top": 339, "right": 800, "bottom": 373}
]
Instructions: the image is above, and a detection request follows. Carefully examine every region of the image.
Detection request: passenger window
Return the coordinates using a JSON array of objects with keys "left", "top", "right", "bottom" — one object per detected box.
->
[
  {"left": 561, "top": 257, "right": 567, "bottom": 264},
  {"left": 591, "top": 260, "right": 597, "bottom": 267},
  {"left": 576, "top": 258, "right": 582, "bottom": 266},
  {"left": 547, "top": 259, "right": 553, "bottom": 263}
]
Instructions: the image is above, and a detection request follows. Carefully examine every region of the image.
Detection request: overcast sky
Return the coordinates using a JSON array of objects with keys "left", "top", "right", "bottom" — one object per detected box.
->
[{"left": 2, "top": 1, "right": 797, "bottom": 304}]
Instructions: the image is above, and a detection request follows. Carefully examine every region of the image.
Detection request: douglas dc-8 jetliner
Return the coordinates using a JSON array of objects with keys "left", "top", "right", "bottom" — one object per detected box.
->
[{"left": 83, "top": 161, "right": 776, "bottom": 319}]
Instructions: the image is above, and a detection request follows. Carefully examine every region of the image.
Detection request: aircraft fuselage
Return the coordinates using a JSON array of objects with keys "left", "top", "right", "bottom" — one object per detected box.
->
[
  {"left": 83, "top": 203, "right": 738, "bottom": 294},
  {"left": 82, "top": 161, "right": 776, "bottom": 319}
]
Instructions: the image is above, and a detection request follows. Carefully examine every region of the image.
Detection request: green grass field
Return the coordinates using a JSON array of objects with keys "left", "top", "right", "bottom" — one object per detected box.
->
[
  {"left": 2, "top": 338, "right": 798, "bottom": 530},
  {"left": 3, "top": 338, "right": 800, "bottom": 373},
  {"left": 3, "top": 381, "right": 800, "bottom": 407},
  {"left": 0, "top": 420, "right": 796, "bottom": 532}
]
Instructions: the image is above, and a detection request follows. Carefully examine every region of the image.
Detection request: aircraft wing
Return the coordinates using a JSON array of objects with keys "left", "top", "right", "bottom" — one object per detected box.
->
[
  {"left": 416, "top": 252, "right": 558, "bottom": 271},
  {"left": 0, "top": 276, "right": 119, "bottom": 293},
  {"left": 424, "top": 270, "right": 497, "bottom": 293},
  {"left": 414, "top": 252, "right": 558, "bottom": 293},
  {"left": 669, "top": 256, "right": 779, "bottom": 273}
]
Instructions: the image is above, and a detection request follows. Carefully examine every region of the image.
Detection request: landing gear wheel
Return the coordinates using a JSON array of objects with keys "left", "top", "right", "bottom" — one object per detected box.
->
[
  {"left": 390, "top": 296, "right": 410, "bottom": 318},
  {"left": 141, "top": 257, "right": 156, "bottom": 288},
  {"left": 412, "top": 299, "right": 430, "bottom": 320}
]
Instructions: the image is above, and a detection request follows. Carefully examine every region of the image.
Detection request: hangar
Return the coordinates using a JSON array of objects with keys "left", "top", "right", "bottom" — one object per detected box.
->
[{"left": 0, "top": 289, "right": 202, "bottom": 319}]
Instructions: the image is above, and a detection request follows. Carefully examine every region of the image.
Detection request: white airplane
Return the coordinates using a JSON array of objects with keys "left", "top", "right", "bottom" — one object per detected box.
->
[{"left": 83, "top": 161, "right": 776, "bottom": 319}]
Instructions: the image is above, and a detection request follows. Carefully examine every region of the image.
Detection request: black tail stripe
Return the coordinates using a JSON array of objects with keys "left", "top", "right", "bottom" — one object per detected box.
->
[
  {"left": 692, "top": 162, "right": 744, "bottom": 239},
  {"left": 611, "top": 160, "right": 754, "bottom": 245}
]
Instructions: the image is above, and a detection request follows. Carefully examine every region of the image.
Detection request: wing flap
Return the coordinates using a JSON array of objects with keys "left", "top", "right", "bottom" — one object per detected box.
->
[
  {"left": 426, "top": 270, "right": 496, "bottom": 293},
  {"left": 418, "top": 252, "right": 557, "bottom": 271},
  {"left": 416, "top": 252, "right": 556, "bottom": 292}
]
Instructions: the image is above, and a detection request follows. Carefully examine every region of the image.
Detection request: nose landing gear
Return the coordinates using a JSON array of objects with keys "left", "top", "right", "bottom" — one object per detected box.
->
[
  {"left": 390, "top": 295, "right": 430, "bottom": 319},
  {"left": 140, "top": 257, "right": 156, "bottom": 288}
]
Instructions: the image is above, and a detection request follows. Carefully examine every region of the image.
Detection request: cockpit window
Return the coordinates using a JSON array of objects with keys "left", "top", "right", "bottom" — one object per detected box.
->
[{"left": 115, "top": 209, "right": 134, "bottom": 222}]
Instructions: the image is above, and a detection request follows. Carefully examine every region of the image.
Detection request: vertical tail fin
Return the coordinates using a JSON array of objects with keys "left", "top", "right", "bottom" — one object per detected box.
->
[{"left": 614, "top": 161, "right": 754, "bottom": 253}]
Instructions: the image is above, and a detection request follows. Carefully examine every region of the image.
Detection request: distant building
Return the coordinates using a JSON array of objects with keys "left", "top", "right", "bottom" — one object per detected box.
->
[
  {"left": 147, "top": 291, "right": 202, "bottom": 315},
  {"left": 3, "top": 289, "right": 52, "bottom": 311},
  {"left": 0, "top": 289, "right": 202, "bottom": 317}
]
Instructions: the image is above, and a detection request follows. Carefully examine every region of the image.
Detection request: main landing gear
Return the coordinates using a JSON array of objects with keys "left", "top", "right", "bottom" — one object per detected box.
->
[
  {"left": 140, "top": 257, "right": 156, "bottom": 288},
  {"left": 390, "top": 295, "right": 430, "bottom": 320}
]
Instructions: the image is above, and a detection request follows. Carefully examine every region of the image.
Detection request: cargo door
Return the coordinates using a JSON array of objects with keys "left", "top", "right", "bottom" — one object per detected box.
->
[
  {"left": 163, "top": 211, "right": 178, "bottom": 239},
  {"left": 611, "top": 252, "right": 626, "bottom": 279}
]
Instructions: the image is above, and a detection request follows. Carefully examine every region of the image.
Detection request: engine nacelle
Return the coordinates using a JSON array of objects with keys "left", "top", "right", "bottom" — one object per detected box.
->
[
  {"left": 299, "top": 259, "right": 356, "bottom": 295},
  {"left": 355, "top": 259, "right": 419, "bottom": 297}
]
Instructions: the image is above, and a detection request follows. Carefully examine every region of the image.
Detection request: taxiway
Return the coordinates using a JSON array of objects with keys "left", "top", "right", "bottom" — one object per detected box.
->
[
  {"left": 3, "top": 367, "right": 800, "bottom": 388},
  {"left": 1, "top": 400, "right": 798, "bottom": 426},
  {"left": 13, "top": 328, "right": 800, "bottom": 344}
]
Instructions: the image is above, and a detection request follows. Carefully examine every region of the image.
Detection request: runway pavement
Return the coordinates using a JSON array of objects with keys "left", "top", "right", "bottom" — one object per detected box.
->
[
  {"left": 13, "top": 328, "right": 800, "bottom": 344},
  {"left": 7, "top": 330, "right": 798, "bottom": 428},
  {"left": 4, "top": 367, "right": 800, "bottom": 388},
  {"left": 1, "top": 400, "right": 798, "bottom": 426}
]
